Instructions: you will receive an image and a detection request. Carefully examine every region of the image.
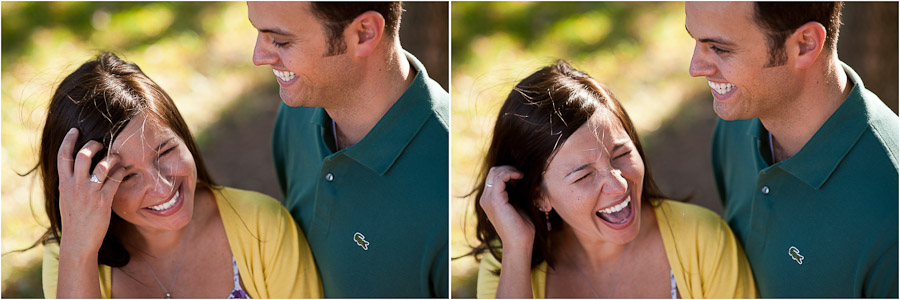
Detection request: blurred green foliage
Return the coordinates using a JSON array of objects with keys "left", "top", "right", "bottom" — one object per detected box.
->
[
  {"left": 1, "top": 2, "right": 271, "bottom": 297},
  {"left": 450, "top": 2, "right": 699, "bottom": 298}
]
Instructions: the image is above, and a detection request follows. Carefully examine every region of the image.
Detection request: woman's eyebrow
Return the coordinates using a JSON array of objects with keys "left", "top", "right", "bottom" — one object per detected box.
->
[
  {"left": 154, "top": 138, "right": 174, "bottom": 153},
  {"left": 565, "top": 163, "right": 591, "bottom": 178}
]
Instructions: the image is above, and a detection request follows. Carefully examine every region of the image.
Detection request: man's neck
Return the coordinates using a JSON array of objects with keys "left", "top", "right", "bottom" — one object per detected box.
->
[
  {"left": 328, "top": 43, "right": 415, "bottom": 149},
  {"left": 762, "top": 55, "right": 852, "bottom": 163}
]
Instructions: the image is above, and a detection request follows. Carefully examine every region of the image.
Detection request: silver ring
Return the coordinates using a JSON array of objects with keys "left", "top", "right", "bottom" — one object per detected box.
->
[
  {"left": 89, "top": 174, "right": 102, "bottom": 184},
  {"left": 486, "top": 182, "right": 494, "bottom": 188}
]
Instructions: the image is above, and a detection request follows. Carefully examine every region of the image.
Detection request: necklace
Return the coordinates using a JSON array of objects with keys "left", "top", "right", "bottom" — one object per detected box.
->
[
  {"left": 140, "top": 225, "right": 192, "bottom": 298},
  {"left": 569, "top": 241, "right": 631, "bottom": 298}
]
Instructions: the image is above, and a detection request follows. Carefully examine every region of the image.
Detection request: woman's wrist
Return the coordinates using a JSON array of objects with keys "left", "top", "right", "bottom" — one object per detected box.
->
[{"left": 59, "top": 238, "right": 101, "bottom": 260}]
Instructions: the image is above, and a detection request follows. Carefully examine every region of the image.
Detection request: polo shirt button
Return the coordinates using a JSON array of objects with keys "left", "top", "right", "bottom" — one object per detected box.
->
[
  {"left": 325, "top": 173, "right": 334, "bottom": 182},
  {"left": 761, "top": 186, "right": 770, "bottom": 195}
]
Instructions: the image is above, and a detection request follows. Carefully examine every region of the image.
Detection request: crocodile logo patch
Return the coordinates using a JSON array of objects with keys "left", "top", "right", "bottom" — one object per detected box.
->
[
  {"left": 354, "top": 232, "right": 369, "bottom": 250},
  {"left": 789, "top": 246, "right": 804, "bottom": 265}
]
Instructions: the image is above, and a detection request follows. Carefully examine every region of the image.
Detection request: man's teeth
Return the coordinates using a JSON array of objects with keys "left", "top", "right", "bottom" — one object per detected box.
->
[
  {"left": 273, "top": 69, "right": 296, "bottom": 82},
  {"left": 148, "top": 190, "right": 179, "bottom": 211},
  {"left": 708, "top": 81, "right": 735, "bottom": 95},
  {"left": 599, "top": 196, "right": 631, "bottom": 214}
]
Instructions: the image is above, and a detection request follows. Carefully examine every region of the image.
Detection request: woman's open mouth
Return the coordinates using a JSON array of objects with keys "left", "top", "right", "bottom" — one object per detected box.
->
[{"left": 595, "top": 195, "right": 635, "bottom": 229}]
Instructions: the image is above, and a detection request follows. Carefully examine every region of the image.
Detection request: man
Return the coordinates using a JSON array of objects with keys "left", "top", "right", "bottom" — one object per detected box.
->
[
  {"left": 248, "top": 2, "right": 448, "bottom": 297},
  {"left": 686, "top": 2, "right": 897, "bottom": 297}
]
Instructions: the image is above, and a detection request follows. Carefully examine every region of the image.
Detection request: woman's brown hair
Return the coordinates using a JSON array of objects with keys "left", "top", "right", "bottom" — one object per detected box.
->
[
  {"left": 36, "top": 52, "right": 217, "bottom": 267},
  {"left": 466, "top": 60, "right": 669, "bottom": 270}
]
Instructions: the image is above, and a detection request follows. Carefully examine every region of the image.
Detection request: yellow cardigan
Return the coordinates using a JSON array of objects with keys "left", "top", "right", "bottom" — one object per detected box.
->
[
  {"left": 42, "top": 187, "right": 322, "bottom": 298},
  {"left": 476, "top": 200, "right": 758, "bottom": 298}
]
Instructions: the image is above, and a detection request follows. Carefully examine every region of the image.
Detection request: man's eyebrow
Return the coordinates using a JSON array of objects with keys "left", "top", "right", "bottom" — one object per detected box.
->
[
  {"left": 685, "top": 26, "right": 737, "bottom": 46},
  {"left": 259, "top": 27, "right": 294, "bottom": 37}
]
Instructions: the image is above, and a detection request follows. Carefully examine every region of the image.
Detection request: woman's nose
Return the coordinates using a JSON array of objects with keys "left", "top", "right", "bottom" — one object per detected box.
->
[
  {"left": 599, "top": 168, "right": 628, "bottom": 196},
  {"left": 146, "top": 171, "right": 176, "bottom": 197}
]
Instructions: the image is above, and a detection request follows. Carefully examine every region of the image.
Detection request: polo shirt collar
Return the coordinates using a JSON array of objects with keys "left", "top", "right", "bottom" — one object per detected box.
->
[
  {"left": 315, "top": 51, "right": 435, "bottom": 175},
  {"left": 758, "top": 62, "right": 869, "bottom": 189}
]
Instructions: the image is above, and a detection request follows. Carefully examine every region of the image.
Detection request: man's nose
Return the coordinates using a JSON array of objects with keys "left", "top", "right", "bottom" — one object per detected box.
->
[
  {"left": 252, "top": 34, "right": 277, "bottom": 66},
  {"left": 689, "top": 44, "right": 714, "bottom": 77}
]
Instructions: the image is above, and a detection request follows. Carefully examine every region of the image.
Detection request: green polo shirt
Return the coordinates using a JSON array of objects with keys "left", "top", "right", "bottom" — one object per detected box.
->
[
  {"left": 712, "top": 63, "right": 898, "bottom": 297},
  {"left": 272, "top": 52, "right": 448, "bottom": 298}
]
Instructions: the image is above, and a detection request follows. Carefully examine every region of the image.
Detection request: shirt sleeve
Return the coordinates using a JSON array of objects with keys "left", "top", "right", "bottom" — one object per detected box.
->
[
  {"left": 42, "top": 242, "right": 60, "bottom": 299},
  {"left": 475, "top": 251, "right": 502, "bottom": 299},
  {"left": 864, "top": 241, "right": 898, "bottom": 297},
  {"left": 700, "top": 216, "right": 758, "bottom": 298},
  {"left": 262, "top": 203, "right": 323, "bottom": 298}
]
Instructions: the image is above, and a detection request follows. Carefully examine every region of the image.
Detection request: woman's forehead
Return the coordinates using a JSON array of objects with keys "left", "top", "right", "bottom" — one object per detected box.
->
[
  {"left": 109, "top": 112, "right": 177, "bottom": 154},
  {"left": 546, "top": 110, "right": 631, "bottom": 169}
]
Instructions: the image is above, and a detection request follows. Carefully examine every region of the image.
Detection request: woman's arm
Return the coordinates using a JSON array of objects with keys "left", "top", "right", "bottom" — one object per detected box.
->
[
  {"left": 478, "top": 166, "right": 536, "bottom": 298},
  {"left": 51, "top": 129, "right": 126, "bottom": 298}
]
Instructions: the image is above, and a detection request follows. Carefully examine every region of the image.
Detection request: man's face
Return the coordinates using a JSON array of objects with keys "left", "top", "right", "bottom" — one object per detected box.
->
[
  {"left": 685, "top": 2, "right": 795, "bottom": 121},
  {"left": 248, "top": 2, "right": 351, "bottom": 107}
]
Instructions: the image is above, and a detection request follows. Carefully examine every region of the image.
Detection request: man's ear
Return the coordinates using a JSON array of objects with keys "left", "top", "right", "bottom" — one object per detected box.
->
[
  {"left": 345, "top": 11, "right": 385, "bottom": 58},
  {"left": 789, "top": 21, "right": 827, "bottom": 69}
]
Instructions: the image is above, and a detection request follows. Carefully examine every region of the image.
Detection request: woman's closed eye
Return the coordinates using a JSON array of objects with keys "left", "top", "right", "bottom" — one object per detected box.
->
[
  {"left": 613, "top": 149, "right": 632, "bottom": 160},
  {"left": 573, "top": 172, "right": 592, "bottom": 184}
]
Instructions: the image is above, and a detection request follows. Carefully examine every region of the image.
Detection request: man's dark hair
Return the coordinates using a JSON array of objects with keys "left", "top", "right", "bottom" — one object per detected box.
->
[
  {"left": 310, "top": 2, "right": 403, "bottom": 57},
  {"left": 753, "top": 2, "right": 843, "bottom": 67}
]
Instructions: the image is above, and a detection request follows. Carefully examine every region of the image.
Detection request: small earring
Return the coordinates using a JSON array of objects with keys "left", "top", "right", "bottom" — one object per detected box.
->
[{"left": 543, "top": 209, "right": 551, "bottom": 231}]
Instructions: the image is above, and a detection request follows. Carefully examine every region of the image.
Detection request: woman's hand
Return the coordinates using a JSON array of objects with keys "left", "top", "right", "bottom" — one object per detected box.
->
[
  {"left": 479, "top": 166, "right": 534, "bottom": 249},
  {"left": 479, "top": 166, "right": 535, "bottom": 298},
  {"left": 56, "top": 128, "right": 125, "bottom": 256}
]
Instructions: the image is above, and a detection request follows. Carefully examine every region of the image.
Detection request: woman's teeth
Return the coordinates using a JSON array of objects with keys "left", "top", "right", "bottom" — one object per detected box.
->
[
  {"left": 599, "top": 196, "right": 631, "bottom": 214},
  {"left": 274, "top": 69, "right": 296, "bottom": 82},
  {"left": 148, "top": 190, "right": 179, "bottom": 211},
  {"left": 708, "top": 81, "right": 735, "bottom": 95}
]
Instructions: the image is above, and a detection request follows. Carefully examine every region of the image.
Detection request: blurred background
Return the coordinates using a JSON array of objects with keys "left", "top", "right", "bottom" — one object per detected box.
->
[
  {"left": 450, "top": 2, "right": 897, "bottom": 298},
  {"left": 1, "top": 2, "right": 447, "bottom": 297}
]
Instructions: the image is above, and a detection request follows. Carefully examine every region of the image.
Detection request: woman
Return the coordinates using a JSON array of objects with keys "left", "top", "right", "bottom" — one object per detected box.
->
[
  {"left": 39, "top": 52, "right": 321, "bottom": 298},
  {"left": 469, "top": 60, "right": 756, "bottom": 298}
]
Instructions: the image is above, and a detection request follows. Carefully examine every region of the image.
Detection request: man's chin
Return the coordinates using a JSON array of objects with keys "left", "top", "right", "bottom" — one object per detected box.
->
[
  {"left": 713, "top": 101, "right": 744, "bottom": 121},
  {"left": 279, "top": 90, "right": 306, "bottom": 107}
]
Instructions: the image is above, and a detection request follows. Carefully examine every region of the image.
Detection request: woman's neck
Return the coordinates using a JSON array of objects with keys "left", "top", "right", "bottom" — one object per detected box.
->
[
  {"left": 552, "top": 224, "right": 629, "bottom": 271},
  {"left": 115, "top": 187, "right": 212, "bottom": 257}
]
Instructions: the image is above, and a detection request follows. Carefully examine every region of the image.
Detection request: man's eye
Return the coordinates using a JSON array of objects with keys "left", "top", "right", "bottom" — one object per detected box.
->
[
  {"left": 711, "top": 45, "right": 730, "bottom": 54},
  {"left": 273, "top": 41, "right": 289, "bottom": 48}
]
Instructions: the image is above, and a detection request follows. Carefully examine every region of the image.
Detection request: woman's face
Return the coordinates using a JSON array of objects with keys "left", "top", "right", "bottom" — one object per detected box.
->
[
  {"left": 541, "top": 108, "right": 645, "bottom": 245},
  {"left": 107, "top": 112, "right": 197, "bottom": 233}
]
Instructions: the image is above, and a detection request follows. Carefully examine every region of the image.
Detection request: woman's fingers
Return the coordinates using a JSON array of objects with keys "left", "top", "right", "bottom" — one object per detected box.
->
[
  {"left": 91, "top": 154, "right": 119, "bottom": 186},
  {"left": 480, "top": 166, "right": 523, "bottom": 210},
  {"left": 57, "top": 128, "right": 79, "bottom": 178},
  {"left": 73, "top": 140, "right": 104, "bottom": 186},
  {"left": 99, "top": 167, "right": 126, "bottom": 207}
]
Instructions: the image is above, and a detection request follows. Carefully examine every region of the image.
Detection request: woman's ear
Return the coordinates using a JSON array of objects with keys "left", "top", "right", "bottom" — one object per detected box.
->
[{"left": 344, "top": 10, "right": 385, "bottom": 58}]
